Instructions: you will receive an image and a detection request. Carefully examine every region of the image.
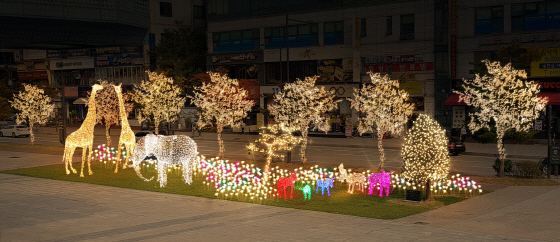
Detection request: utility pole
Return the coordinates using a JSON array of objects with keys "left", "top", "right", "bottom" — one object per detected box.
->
[{"left": 46, "top": 60, "right": 66, "bottom": 144}]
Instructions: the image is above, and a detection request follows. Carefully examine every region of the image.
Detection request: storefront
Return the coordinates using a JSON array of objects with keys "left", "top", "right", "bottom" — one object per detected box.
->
[
  {"left": 47, "top": 58, "right": 95, "bottom": 86},
  {"left": 207, "top": 50, "right": 264, "bottom": 83},
  {"left": 94, "top": 54, "right": 145, "bottom": 86}
]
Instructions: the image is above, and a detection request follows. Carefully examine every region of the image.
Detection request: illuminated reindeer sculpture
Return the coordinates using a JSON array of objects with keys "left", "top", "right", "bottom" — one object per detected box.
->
[
  {"left": 338, "top": 163, "right": 366, "bottom": 194},
  {"left": 278, "top": 172, "right": 298, "bottom": 199}
]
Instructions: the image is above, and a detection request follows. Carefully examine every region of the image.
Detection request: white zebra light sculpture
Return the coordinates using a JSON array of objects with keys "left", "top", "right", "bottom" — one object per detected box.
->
[{"left": 132, "top": 134, "right": 198, "bottom": 187}]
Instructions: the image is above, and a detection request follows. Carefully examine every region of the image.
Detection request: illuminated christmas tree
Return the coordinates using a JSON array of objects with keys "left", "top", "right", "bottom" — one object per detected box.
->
[
  {"left": 131, "top": 71, "right": 186, "bottom": 135},
  {"left": 190, "top": 72, "right": 255, "bottom": 158},
  {"left": 247, "top": 123, "right": 301, "bottom": 180},
  {"left": 455, "top": 61, "right": 546, "bottom": 177},
  {"left": 10, "top": 83, "right": 54, "bottom": 145},
  {"left": 401, "top": 114, "right": 450, "bottom": 201},
  {"left": 351, "top": 73, "right": 414, "bottom": 168},
  {"left": 91, "top": 81, "right": 133, "bottom": 148},
  {"left": 269, "top": 76, "right": 339, "bottom": 163}
]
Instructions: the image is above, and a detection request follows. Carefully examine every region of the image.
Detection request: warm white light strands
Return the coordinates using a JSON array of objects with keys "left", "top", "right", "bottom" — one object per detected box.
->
[
  {"left": 401, "top": 114, "right": 450, "bottom": 201},
  {"left": 92, "top": 80, "right": 133, "bottom": 148},
  {"left": 247, "top": 123, "right": 301, "bottom": 180},
  {"left": 337, "top": 163, "right": 366, "bottom": 194},
  {"left": 63, "top": 84, "right": 103, "bottom": 177},
  {"left": 132, "top": 134, "right": 198, "bottom": 187},
  {"left": 269, "top": 76, "right": 339, "bottom": 163},
  {"left": 10, "top": 83, "right": 54, "bottom": 145},
  {"left": 114, "top": 84, "right": 135, "bottom": 172},
  {"left": 132, "top": 71, "right": 186, "bottom": 135},
  {"left": 455, "top": 60, "right": 546, "bottom": 176},
  {"left": 190, "top": 72, "right": 255, "bottom": 158},
  {"left": 351, "top": 73, "right": 414, "bottom": 169}
]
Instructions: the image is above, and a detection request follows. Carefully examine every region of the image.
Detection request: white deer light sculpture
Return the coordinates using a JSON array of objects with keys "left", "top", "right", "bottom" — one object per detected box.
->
[
  {"left": 338, "top": 163, "right": 366, "bottom": 194},
  {"left": 132, "top": 134, "right": 198, "bottom": 188}
]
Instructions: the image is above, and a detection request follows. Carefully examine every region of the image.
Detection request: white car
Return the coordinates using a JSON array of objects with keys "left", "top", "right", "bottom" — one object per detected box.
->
[{"left": 0, "top": 125, "right": 31, "bottom": 138}]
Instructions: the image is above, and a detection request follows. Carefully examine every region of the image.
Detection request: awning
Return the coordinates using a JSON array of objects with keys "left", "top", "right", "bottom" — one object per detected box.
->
[
  {"left": 537, "top": 93, "right": 560, "bottom": 105},
  {"left": 444, "top": 93, "right": 560, "bottom": 106},
  {"left": 73, "top": 97, "right": 89, "bottom": 105},
  {"left": 444, "top": 94, "right": 466, "bottom": 106}
]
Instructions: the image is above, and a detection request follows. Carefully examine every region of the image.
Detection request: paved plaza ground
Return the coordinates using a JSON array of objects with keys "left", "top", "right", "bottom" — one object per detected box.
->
[{"left": 1, "top": 129, "right": 559, "bottom": 241}]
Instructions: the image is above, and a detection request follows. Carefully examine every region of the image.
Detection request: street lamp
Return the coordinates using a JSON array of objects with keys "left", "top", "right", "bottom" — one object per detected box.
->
[
  {"left": 0, "top": 67, "right": 13, "bottom": 86},
  {"left": 44, "top": 60, "right": 66, "bottom": 144}
]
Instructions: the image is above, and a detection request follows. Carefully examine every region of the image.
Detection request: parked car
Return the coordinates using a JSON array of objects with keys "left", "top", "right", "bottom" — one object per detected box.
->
[
  {"left": 135, "top": 130, "right": 156, "bottom": 142},
  {"left": 0, "top": 125, "right": 31, "bottom": 138},
  {"left": 448, "top": 137, "right": 466, "bottom": 156}
]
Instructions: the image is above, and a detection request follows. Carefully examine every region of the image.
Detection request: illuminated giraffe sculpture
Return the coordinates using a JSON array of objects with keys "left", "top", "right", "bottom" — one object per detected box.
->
[
  {"left": 63, "top": 84, "right": 103, "bottom": 177},
  {"left": 114, "top": 84, "right": 135, "bottom": 173}
]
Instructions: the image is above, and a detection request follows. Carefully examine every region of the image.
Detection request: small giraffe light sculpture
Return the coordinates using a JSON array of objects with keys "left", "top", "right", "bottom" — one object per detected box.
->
[
  {"left": 299, "top": 185, "right": 311, "bottom": 200},
  {"left": 63, "top": 84, "right": 103, "bottom": 177},
  {"left": 277, "top": 172, "right": 298, "bottom": 199},
  {"left": 114, "top": 84, "right": 135, "bottom": 173},
  {"left": 316, "top": 177, "right": 335, "bottom": 196},
  {"left": 368, "top": 170, "right": 394, "bottom": 197},
  {"left": 338, "top": 163, "right": 366, "bottom": 194}
]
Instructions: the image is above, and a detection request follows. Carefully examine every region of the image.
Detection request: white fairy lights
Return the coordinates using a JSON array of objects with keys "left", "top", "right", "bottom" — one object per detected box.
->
[
  {"left": 269, "top": 76, "right": 339, "bottom": 163},
  {"left": 131, "top": 71, "right": 186, "bottom": 135},
  {"left": 455, "top": 60, "right": 546, "bottom": 176},
  {"left": 132, "top": 134, "right": 198, "bottom": 188},
  {"left": 351, "top": 73, "right": 414, "bottom": 169},
  {"left": 63, "top": 84, "right": 104, "bottom": 177},
  {"left": 401, "top": 114, "right": 450, "bottom": 201},
  {"left": 10, "top": 83, "right": 54, "bottom": 145},
  {"left": 190, "top": 72, "right": 255, "bottom": 159}
]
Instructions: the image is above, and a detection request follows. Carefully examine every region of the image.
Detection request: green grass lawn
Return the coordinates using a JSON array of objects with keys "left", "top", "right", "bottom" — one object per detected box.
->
[{"left": 1, "top": 162, "right": 467, "bottom": 220}]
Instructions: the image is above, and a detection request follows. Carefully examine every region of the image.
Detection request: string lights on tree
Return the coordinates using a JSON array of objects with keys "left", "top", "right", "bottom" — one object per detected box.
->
[
  {"left": 455, "top": 60, "right": 546, "bottom": 177},
  {"left": 401, "top": 114, "right": 450, "bottom": 201},
  {"left": 91, "top": 81, "right": 132, "bottom": 148},
  {"left": 247, "top": 123, "right": 301, "bottom": 180},
  {"left": 269, "top": 76, "right": 339, "bottom": 163},
  {"left": 190, "top": 72, "right": 255, "bottom": 159},
  {"left": 131, "top": 71, "right": 186, "bottom": 135},
  {"left": 9, "top": 83, "right": 54, "bottom": 145},
  {"left": 351, "top": 73, "right": 414, "bottom": 169}
]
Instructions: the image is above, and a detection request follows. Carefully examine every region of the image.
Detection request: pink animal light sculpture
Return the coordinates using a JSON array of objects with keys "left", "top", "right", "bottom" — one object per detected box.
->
[
  {"left": 278, "top": 172, "right": 298, "bottom": 199},
  {"left": 368, "top": 170, "right": 394, "bottom": 197}
]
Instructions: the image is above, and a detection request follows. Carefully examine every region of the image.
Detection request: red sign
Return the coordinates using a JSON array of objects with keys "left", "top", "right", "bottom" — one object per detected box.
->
[
  {"left": 17, "top": 71, "right": 48, "bottom": 80},
  {"left": 451, "top": 35, "right": 457, "bottom": 77}
]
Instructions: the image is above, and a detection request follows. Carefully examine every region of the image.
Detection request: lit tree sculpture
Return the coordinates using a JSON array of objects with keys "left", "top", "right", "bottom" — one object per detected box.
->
[
  {"left": 269, "top": 76, "right": 339, "bottom": 163},
  {"left": 351, "top": 73, "right": 414, "bottom": 168},
  {"left": 401, "top": 114, "right": 450, "bottom": 202},
  {"left": 190, "top": 72, "right": 255, "bottom": 158},
  {"left": 10, "top": 83, "right": 54, "bottom": 145},
  {"left": 131, "top": 71, "right": 186, "bottom": 135},
  {"left": 247, "top": 123, "right": 301, "bottom": 180},
  {"left": 455, "top": 61, "right": 546, "bottom": 177},
  {"left": 92, "top": 81, "right": 133, "bottom": 148}
]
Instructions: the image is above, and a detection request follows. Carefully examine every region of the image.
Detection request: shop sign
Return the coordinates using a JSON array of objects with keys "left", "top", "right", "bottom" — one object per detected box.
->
[
  {"left": 23, "top": 49, "right": 46, "bottom": 60},
  {"left": 95, "top": 47, "right": 121, "bottom": 55},
  {"left": 535, "top": 120, "right": 543, "bottom": 131},
  {"left": 364, "top": 55, "right": 425, "bottom": 65},
  {"left": 452, "top": 106, "right": 465, "bottom": 129},
  {"left": 67, "top": 49, "right": 90, "bottom": 58},
  {"left": 25, "top": 62, "right": 35, "bottom": 72},
  {"left": 47, "top": 50, "right": 61, "bottom": 59},
  {"left": 211, "top": 53, "right": 257, "bottom": 64},
  {"left": 365, "top": 62, "right": 434, "bottom": 73},
  {"left": 531, "top": 48, "right": 560, "bottom": 77},
  {"left": 17, "top": 71, "right": 48, "bottom": 80},
  {"left": 50, "top": 58, "right": 94, "bottom": 70},
  {"left": 298, "top": 49, "right": 317, "bottom": 59},
  {"left": 400, "top": 81, "right": 423, "bottom": 94},
  {"left": 95, "top": 54, "right": 144, "bottom": 67},
  {"left": 123, "top": 46, "right": 142, "bottom": 53}
]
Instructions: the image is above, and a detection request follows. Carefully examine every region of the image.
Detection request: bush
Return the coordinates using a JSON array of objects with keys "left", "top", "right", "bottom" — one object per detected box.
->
[
  {"left": 493, "top": 159, "right": 513, "bottom": 175},
  {"left": 472, "top": 128, "right": 497, "bottom": 144},
  {"left": 513, "top": 160, "right": 544, "bottom": 178},
  {"left": 472, "top": 128, "right": 538, "bottom": 144}
]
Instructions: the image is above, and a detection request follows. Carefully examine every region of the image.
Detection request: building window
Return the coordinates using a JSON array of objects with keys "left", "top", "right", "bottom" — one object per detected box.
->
[
  {"left": 324, "top": 21, "right": 344, "bottom": 45},
  {"left": 400, "top": 14, "right": 414, "bottom": 40},
  {"left": 264, "top": 24, "right": 318, "bottom": 48},
  {"left": 360, "top": 18, "right": 367, "bottom": 37},
  {"left": 194, "top": 5, "right": 205, "bottom": 20},
  {"left": 212, "top": 29, "right": 260, "bottom": 52},
  {"left": 512, "top": 2, "right": 560, "bottom": 32},
  {"left": 160, "top": 2, "right": 172, "bottom": 17},
  {"left": 475, "top": 6, "right": 503, "bottom": 35},
  {"left": 386, "top": 16, "right": 392, "bottom": 35}
]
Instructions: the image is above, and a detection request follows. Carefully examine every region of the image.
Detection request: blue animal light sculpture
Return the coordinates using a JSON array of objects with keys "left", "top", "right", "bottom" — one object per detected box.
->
[
  {"left": 316, "top": 177, "right": 335, "bottom": 196},
  {"left": 299, "top": 185, "right": 311, "bottom": 200}
]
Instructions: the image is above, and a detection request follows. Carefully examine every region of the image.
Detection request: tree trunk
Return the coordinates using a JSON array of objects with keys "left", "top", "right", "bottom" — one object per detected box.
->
[
  {"left": 264, "top": 148, "right": 273, "bottom": 181},
  {"left": 217, "top": 126, "right": 224, "bottom": 159},
  {"left": 154, "top": 120, "right": 160, "bottom": 135},
  {"left": 377, "top": 127, "right": 385, "bottom": 169},
  {"left": 105, "top": 125, "right": 112, "bottom": 148},
  {"left": 497, "top": 129, "right": 506, "bottom": 177},
  {"left": 426, "top": 179, "right": 434, "bottom": 202},
  {"left": 29, "top": 123, "right": 34, "bottom": 146},
  {"left": 300, "top": 129, "right": 308, "bottom": 163}
]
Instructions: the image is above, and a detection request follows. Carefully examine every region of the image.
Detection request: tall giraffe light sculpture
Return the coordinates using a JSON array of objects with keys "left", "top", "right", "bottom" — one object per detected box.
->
[
  {"left": 114, "top": 84, "right": 135, "bottom": 173},
  {"left": 63, "top": 84, "right": 103, "bottom": 177}
]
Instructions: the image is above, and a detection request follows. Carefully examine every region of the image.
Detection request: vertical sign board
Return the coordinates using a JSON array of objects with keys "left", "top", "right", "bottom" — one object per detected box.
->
[{"left": 550, "top": 146, "right": 560, "bottom": 165}]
